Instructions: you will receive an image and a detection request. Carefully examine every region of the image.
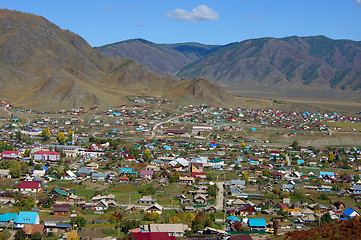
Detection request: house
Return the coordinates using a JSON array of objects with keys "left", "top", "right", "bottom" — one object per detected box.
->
[
  {"left": 16, "top": 181, "right": 42, "bottom": 193},
  {"left": 191, "top": 172, "right": 206, "bottom": 179},
  {"left": 0, "top": 169, "right": 11, "bottom": 178},
  {"left": 120, "top": 168, "right": 137, "bottom": 175},
  {"left": 139, "top": 196, "right": 157, "bottom": 205},
  {"left": 333, "top": 201, "right": 346, "bottom": 210},
  {"left": 193, "top": 194, "right": 207, "bottom": 204},
  {"left": 14, "top": 211, "right": 40, "bottom": 228},
  {"left": 225, "top": 180, "right": 246, "bottom": 189},
  {"left": 145, "top": 165, "right": 160, "bottom": 172},
  {"left": 317, "top": 185, "right": 332, "bottom": 192},
  {"left": 231, "top": 199, "right": 246, "bottom": 207},
  {"left": 237, "top": 204, "right": 257, "bottom": 216},
  {"left": 229, "top": 186, "right": 247, "bottom": 198},
  {"left": 119, "top": 175, "right": 129, "bottom": 183},
  {"left": 48, "top": 188, "right": 69, "bottom": 198},
  {"left": 140, "top": 170, "right": 154, "bottom": 179},
  {"left": 343, "top": 208, "right": 360, "bottom": 218},
  {"left": 131, "top": 232, "right": 176, "bottom": 240},
  {"left": 0, "top": 213, "right": 18, "bottom": 226},
  {"left": 23, "top": 224, "right": 45, "bottom": 237},
  {"left": 145, "top": 204, "right": 163, "bottom": 214},
  {"left": 248, "top": 218, "right": 267, "bottom": 229},
  {"left": 203, "top": 205, "right": 217, "bottom": 213},
  {"left": 147, "top": 223, "right": 190, "bottom": 237},
  {"left": 1, "top": 150, "right": 20, "bottom": 159},
  {"left": 94, "top": 200, "right": 109, "bottom": 211},
  {"left": 33, "top": 151, "right": 60, "bottom": 161},
  {"left": 91, "top": 194, "right": 116, "bottom": 203},
  {"left": 52, "top": 204, "right": 70, "bottom": 216},
  {"left": 78, "top": 167, "right": 91, "bottom": 175},
  {"left": 44, "top": 223, "right": 71, "bottom": 233},
  {"left": 179, "top": 176, "right": 195, "bottom": 184},
  {"left": 91, "top": 172, "right": 108, "bottom": 181}
]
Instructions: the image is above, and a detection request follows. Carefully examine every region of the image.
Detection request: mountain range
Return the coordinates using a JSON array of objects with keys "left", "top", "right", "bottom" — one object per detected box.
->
[
  {"left": 96, "top": 36, "right": 361, "bottom": 99},
  {"left": 1, "top": 9, "right": 361, "bottom": 110},
  {"left": 0, "top": 10, "right": 232, "bottom": 110}
]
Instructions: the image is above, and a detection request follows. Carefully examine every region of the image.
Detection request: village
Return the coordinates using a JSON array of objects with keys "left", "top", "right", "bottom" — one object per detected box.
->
[{"left": 0, "top": 99, "right": 361, "bottom": 240}]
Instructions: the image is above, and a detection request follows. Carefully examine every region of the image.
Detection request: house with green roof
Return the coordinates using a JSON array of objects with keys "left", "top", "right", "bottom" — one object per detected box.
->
[{"left": 48, "top": 188, "right": 69, "bottom": 198}]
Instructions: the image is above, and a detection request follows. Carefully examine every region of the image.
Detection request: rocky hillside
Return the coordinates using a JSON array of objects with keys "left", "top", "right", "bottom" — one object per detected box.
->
[
  {"left": 177, "top": 36, "right": 361, "bottom": 91},
  {"left": 95, "top": 39, "right": 221, "bottom": 77},
  {"left": 0, "top": 10, "right": 232, "bottom": 110}
]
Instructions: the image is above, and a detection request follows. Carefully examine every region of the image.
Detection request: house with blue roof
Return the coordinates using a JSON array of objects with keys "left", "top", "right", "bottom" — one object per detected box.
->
[
  {"left": 248, "top": 218, "right": 267, "bottom": 229},
  {"left": 78, "top": 167, "right": 91, "bottom": 175},
  {"left": 0, "top": 213, "right": 18, "bottom": 226},
  {"left": 91, "top": 172, "right": 109, "bottom": 181},
  {"left": 120, "top": 168, "right": 137, "bottom": 175},
  {"left": 342, "top": 208, "right": 360, "bottom": 218},
  {"left": 320, "top": 171, "right": 335, "bottom": 178},
  {"left": 14, "top": 211, "right": 40, "bottom": 228}
]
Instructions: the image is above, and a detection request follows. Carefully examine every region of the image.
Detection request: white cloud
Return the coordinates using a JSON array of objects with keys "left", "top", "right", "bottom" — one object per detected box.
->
[
  {"left": 356, "top": 0, "right": 361, "bottom": 5},
  {"left": 165, "top": 5, "right": 219, "bottom": 22}
]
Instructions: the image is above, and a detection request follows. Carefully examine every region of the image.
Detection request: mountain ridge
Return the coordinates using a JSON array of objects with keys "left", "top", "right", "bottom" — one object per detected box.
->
[
  {"left": 96, "top": 35, "right": 361, "bottom": 98},
  {"left": 0, "top": 9, "right": 233, "bottom": 110}
]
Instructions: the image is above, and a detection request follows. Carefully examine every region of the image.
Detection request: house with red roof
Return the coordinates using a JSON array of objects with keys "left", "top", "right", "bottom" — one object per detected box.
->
[
  {"left": 16, "top": 181, "right": 42, "bottom": 193},
  {"left": 33, "top": 151, "right": 60, "bottom": 162},
  {"left": 1, "top": 150, "right": 20, "bottom": 159},
  {"left": 131, "top": 232, "right": 176, "bottom": 240}
]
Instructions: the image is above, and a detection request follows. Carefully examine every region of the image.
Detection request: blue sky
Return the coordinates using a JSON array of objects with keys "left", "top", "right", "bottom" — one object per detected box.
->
[{"left": 1, "top": 0, "right": 360, "bottom": 47}]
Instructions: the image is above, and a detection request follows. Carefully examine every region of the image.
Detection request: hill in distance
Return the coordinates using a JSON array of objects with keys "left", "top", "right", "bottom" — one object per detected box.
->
[
  {"left": 94, "top": 39, "right": 221, "bottom": 77},
  {"left": 0, "top": 9, "right": 233, "bottom": 110},
  {"left": 97, "top": 36, "right": 361, "bottom": 102}
]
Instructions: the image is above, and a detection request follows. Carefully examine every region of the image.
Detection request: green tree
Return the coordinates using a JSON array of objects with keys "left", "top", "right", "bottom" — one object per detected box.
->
[
  {"left": 24, "top": 149, "right": 31, "bottom": 158},
  {"left": 291, "top": 141, "right": 299, "bottom": 150},
  {"left": 71, "top": 217, "right": 87, "bottom": 228},
  {"left": 321, "top": 212, "right": 332, "bottom": 225},
  {"left": 40, "top": 129, "right": 51, "bottom": 141},
  {"left": 56, "top": 132, "right": 66, "bottom": 145},
  {"left": 30, "top": 232, "right": 42, "bottom": 240},
  {"left": 10, "top": 162, "right": 21, "bottom": 178},
  {"left": 242, "top": 171, "right": 249, "bottom": 184},
  {"left": 262, "top": 168, "right": 271, "bottom": 177},
  {"left": 14, "top": 230, "right": 26, "bottom": 240},
  {"left": 67, "top": 131, "right": 73, "bottom": 143},
  {"left": 15, "top": 131, "right": 22, "bottom": 143}
]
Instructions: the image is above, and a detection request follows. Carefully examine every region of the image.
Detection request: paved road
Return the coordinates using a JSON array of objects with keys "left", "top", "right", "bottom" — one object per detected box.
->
[
  {"left": 215, "top": 182, "right": 225, "bottom": 211},
  {"left": 150, "top": 112, "right": 193, "bottom": 138}
]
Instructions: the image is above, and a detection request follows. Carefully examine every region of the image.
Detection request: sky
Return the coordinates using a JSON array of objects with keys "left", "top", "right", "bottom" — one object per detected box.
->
[{"left": 0, "top": 0, "right": 360, "bottom": 47}]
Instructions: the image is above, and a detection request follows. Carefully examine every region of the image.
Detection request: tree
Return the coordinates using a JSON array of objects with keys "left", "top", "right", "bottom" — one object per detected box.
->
[
  {"left": 15, "top": 131, "right": 22, "bottom": 143},
  {"left": 262, "top": 168, "right": 271, "bottom": 177},
  {"left": 291, "top": 141, "right": 299, "bottom": 150},
  {"left": 67, "top": 131, "right": 73, "bottom": 143},
  {"left": 321, "top": 212, "right": 332, "bottom": 225},
  {"left": 56, "top": 132, "right": 66, "bottom": 145},
  {"left": 14, "top": 230, "right": 26, "bottom": 240},
  {"left": 295, "top": 163, "right": 300, "bottom": 171},
  {"left": 71, "top": 217, "right": 86, "bottom": 228},
  {"left": 242, "top": 171, "right": 249, "bottom": 184},
  {"left": 10, "top": 161, "right": 21, "bottom": 178},
  {"left": 24, "top": 149, "right": 31, "bottom": 158},
  {"left": 40, "top": 129, "right": 51, "bottom": 141},
  {"left": 30, "top": 232, "right": 42, "bottom": 240},
  {"left": 14, "top": 197, "right": 35, "bottom": 211},
  {"left": 328, "top": 152, "right": 334, "bottom": 163}
]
